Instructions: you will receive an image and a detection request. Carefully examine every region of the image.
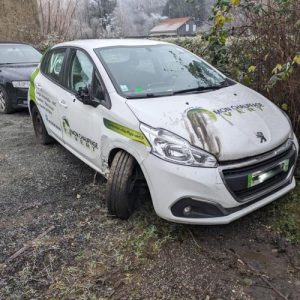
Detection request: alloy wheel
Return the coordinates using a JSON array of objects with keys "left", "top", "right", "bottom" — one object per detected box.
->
[{"left": 0, "top": 90, "right": 6, "bottom": 112}]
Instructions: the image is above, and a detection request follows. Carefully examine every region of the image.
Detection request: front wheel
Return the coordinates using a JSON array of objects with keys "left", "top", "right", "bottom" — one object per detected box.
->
[
  {"left": 0, "top": 86, "right": 14, "bottom": 114},
  {"left": 32, "top": 105, "right": 54, "bottom": 145},
  {"left": 106, "top": 151, "right": 143, "bottom": 220}
]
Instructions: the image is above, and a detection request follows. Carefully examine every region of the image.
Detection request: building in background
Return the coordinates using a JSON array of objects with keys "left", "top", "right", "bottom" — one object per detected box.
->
[
  {"left": 149, "top": 17, "right": 196, "bottom": 37},
  {"left": 0, "top": 0, "right": 40, "bottom": 43}
]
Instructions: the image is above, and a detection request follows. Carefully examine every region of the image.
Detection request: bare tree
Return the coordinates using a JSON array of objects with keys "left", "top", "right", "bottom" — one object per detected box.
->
[{"left": 38, "top": 0, "right": 78, "bottom": 38}]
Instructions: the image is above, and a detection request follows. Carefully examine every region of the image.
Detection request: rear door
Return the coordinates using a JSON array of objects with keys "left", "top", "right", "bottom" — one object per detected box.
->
[{"left": 35, "top": 47, "right": 67, "bottom": 140}]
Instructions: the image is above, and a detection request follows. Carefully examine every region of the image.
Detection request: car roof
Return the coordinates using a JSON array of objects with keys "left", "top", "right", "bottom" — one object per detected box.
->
[{"left": 54, "top": 39, "right": 169, "bottom": 51}]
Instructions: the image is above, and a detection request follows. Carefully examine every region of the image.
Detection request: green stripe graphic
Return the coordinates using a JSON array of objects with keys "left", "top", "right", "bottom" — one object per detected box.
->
[
  {"left": 104, "top": 119, "right": 149, "bottom": 146},
  {"left": 29, "top": 67, "right": 40, "bottom": 102}
]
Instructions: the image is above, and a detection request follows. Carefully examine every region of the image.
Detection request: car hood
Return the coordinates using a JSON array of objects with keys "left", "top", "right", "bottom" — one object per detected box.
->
[
  {"left": 0, "top": 63, "right": 39, "bottom": 82},
  {"left": 126, "top": 83, "right": 292, "bottom": 161}
]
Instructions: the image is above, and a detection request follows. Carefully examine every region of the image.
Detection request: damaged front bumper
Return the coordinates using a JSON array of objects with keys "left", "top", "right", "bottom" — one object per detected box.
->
[{"left": 141, "top": 138, "right": 298, "bottom": 225}]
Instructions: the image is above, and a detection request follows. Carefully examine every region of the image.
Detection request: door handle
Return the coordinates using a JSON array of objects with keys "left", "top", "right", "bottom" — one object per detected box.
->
[{"left": 59, "top": 100, "right": 68, "bottom": 108}]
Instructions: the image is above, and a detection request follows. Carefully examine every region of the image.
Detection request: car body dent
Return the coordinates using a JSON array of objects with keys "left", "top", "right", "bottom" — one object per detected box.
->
[{"left": 126, "top": 83, "right": 291, "bottom": 161}]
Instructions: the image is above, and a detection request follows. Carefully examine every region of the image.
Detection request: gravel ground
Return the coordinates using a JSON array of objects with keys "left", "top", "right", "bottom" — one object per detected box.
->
[{"left": 0, "top": 111, "right": 299, "bottom": 299}]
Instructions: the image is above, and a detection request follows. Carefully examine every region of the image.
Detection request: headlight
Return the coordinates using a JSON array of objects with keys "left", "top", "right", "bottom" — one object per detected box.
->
[
  {"left": 140, "top": 124, "right": 217, "bottom": 168},
  {"left": 12, "top": 81, "right": 30, "bottom": 88}
]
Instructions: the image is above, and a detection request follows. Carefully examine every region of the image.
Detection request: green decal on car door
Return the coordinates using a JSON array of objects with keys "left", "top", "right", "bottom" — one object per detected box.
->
[
  {"left": 104, "top": 118, "right": 149, "bottom": 146},
  {"left": 29, "top": 67, "right": 40, "bottom": 102}
]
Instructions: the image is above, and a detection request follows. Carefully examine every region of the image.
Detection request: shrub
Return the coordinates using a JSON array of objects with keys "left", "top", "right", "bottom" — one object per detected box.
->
[
  {"left": 36, "top": 34, "right": 67, "bottom": 53},
  {"left": 229, "top": 0, "right": 300, "bottom": 136},
  {"left": 165, "top": 0, "right": 300, "bottom": 138}
]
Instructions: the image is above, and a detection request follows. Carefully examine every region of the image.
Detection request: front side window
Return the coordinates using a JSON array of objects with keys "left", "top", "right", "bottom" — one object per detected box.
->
[
  {"left": 44, "top": 48, "right": 66, "bottom": 82},
  {"left": 95, "top": 45, "right": 231, "bottom": 99},
  {"left": 0, "top": 44, "right": 42, "bottom": 64},
  {"left": 68, "top": 50, "right": 94, "bottom": 93}
]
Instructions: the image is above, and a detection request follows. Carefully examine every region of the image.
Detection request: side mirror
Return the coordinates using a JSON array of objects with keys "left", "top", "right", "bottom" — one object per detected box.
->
[{"left": 76, "top": 86, "right": 93, "bottom": 105}]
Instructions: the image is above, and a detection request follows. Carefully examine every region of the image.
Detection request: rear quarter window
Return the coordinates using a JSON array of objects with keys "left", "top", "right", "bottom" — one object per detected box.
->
[{"left": 42, "top": 48, "right": 66, "bottom": 83}]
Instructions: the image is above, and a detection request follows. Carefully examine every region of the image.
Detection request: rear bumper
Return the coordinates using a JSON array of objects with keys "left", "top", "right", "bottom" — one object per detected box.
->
[{"left": 140, "top": 139, "right": 298, "bottom": 225}]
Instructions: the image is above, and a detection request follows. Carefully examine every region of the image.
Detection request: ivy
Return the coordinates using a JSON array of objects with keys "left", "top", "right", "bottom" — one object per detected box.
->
[
  {"left": 204, "top": 0, "right": 238, "bottom": 73},
  {"left": 267, "top": 53, "right": 300, "bottom": 91}
]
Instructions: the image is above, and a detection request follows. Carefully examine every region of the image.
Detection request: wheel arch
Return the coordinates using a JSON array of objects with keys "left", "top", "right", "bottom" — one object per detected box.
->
[
  {"left": 107, "top": 145, "right": 148, "bottom": 169},
  {"left": 108, "top": 147, "right": 123, "bottom": 168}
]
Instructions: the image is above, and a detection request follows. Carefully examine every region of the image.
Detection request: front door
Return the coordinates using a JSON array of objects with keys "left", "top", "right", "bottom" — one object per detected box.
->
[{"left": 60, "top": 49, "right": 105, "bottom": 166}]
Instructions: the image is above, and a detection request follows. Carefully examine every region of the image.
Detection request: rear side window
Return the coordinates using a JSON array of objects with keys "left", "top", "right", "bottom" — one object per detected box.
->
[{"left": 43, "top": 48, "right": 66, "bottom": 82}]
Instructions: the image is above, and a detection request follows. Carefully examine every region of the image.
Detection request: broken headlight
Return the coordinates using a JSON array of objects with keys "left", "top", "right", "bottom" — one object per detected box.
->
[{"left": 140, "top": 124, "right": 217, "bottom": 167}]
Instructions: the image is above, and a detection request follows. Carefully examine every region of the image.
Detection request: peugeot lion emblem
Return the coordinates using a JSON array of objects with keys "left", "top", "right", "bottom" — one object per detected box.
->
[{"left": 256, "top": 132, "right": 267, "bottom": 143}]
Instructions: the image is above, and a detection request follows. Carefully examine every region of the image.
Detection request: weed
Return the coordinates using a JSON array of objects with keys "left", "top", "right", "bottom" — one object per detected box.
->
[{"left": 270, "top": 182, "right": 300, "bottom": 243}]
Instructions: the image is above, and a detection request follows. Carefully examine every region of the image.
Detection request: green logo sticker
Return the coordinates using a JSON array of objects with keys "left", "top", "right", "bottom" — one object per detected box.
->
[{"left": 104, "top": 119, "right": 149, "bottom": 146}]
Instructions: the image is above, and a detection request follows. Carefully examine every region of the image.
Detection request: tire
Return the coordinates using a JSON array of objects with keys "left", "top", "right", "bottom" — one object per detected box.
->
[
  {"left": 106, "top": 151, "right": 141, "bottom": 220},
  {"left": 32, "top": 105, "right": 54, "bottom": 145},
  {"left": 0, "top": 86, "right": 14, "bottom": 114}
]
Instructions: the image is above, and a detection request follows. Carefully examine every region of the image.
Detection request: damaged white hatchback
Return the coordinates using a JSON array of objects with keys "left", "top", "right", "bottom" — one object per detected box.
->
[{"left": 28, "top": 39, "right": 298, "bottom": 225}]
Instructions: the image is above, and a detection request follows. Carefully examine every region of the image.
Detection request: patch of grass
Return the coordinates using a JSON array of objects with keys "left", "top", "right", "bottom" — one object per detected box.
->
[
  {"left": 28, "top": 204, "right": 190, "bottom": 299},
  {"left": 270, "top": 180, "right": 300, "bottom": 243},
  {"left": 125, "top": 204, "right": 189, "bottom": 258}
]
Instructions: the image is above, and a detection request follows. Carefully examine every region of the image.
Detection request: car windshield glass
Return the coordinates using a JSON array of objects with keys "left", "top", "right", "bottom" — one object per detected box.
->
[
  {"left": 0, "top": 44, "right": 42, "bottom": 64},
  {"left": 95, "top": 44, "right": 233, "bottom": 98}
]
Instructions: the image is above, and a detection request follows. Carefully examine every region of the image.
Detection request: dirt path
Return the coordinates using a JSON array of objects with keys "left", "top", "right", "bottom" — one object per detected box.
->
[{"left": 0, "top": 112, "right": 299, "bottom": 299}]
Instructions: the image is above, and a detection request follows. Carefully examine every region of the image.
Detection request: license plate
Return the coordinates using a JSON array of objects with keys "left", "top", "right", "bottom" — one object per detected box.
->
[{"left": 247, "top": 159, "right": 290, "bottom": 188}]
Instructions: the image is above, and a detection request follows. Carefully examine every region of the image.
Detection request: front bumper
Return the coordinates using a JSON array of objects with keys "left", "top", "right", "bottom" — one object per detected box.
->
[
  {"left": 141, "top": 139, "right": 298, "bottom": 225},
  {"left": 7, "top": 84, "right": 28, "bottom": 108}
]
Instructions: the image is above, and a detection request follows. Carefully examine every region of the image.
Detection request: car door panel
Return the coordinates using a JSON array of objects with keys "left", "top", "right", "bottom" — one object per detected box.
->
[
  {"left": 35, "top": 75, "right": 64, "bottom": 140},
  {"left": 61, "top": 49, "right": 105, "bottom": 167},
  {"left": 35, "top": 48, "right": 67, "bottom": 141}
]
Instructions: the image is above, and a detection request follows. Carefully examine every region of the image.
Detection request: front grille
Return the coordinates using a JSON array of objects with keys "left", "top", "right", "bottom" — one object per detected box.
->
[{"left": 221, "top": 145, "right": 297, "bottom": 203}]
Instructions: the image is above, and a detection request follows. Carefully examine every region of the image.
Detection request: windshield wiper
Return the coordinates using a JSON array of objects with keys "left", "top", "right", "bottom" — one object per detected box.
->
[
  {"left": 173, "top": 78, "right": 234, "bottom": 95},
  {"left": 126, "top": 91, "right": 173, "bottom": 99},
  {"left": 173, "top": 86, "right": 222, "bottom": 95},
  {"left": 125, "top": 79, "right": 236, "bottom": 99},
  {"left": 0, "top": 62, "right": 38, "bottom": 66},
  {"left": 0, "top": 63, "right": 16, "bottom": 65}
]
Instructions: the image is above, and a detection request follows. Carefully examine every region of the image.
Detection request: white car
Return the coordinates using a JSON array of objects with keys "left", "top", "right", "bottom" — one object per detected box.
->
[{"left": 28, "top": 39, "right": 298, "bottom": 225}]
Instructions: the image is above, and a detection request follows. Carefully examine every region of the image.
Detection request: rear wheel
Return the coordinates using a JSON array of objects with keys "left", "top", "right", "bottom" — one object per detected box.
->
[
  {"left": 0, "top": 86, "right": 14, "bottom": 114},
  {"left": 106, "top": 151, "right": 144, "bottom": 220},
  {"left": 32, "top": 105, "right": 54, "bottom": 145}
]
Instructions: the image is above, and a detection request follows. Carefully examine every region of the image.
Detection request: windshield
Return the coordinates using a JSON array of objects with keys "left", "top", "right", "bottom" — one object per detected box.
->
[
  {"left": 95, "top": 44, "right": 232, "bottom": 98},
  {"left": 0, "top": 44, "right": 42, "bottom": 64}
]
